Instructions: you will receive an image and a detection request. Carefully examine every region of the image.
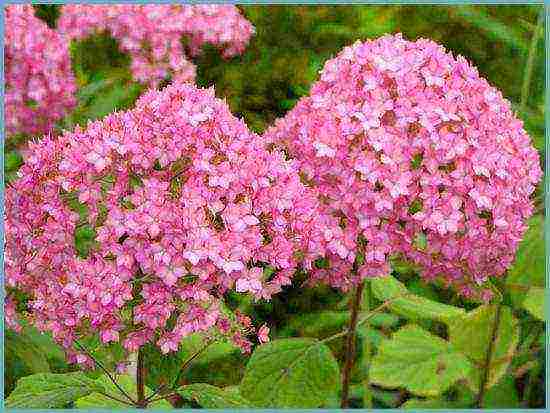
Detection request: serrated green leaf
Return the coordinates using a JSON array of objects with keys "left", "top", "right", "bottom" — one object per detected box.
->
[
  {"left": 448, "top": 304, "right": 519, "bottom": 391},
  {"left": 371, "top": 275, "right": 465, "bottom": 323},
  {"left": 522, "top": 287, "right": 545, "bottom": 320},
  {"left": 241, "top": 338, "right": 340, "bottom": 408},
  {"left": 75, "top": 374, "right": 171, "bottom": 409},
  {"left": 177, "top": 383, "right": 251, "bottom": 408},
  {"left": 6, "top": 372, "right": 104, "bottom": 408},
  {"left": 370, "top": 325, "right": 471, "bottom": 397}
]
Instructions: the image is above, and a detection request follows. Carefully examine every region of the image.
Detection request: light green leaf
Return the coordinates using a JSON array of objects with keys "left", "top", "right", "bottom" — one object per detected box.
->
[
  {"left": 240, "top": 338, "right": 340, "bottom": 408},
  {"left": 448, "top": 304, "right": 519, "bottom": 390},
  {"left": 371, "top": 275, "right": 465, "bottom": 323},
  {"left": 370, "top": 325, "right": 472, "bottom": 397},
  {"left": 522, "top": 287, "right": 545, "bottom": 320},
  {"left": 506, "top": 215, "right": 544, "bottom": 307},
  {"left": 177, "top": 383, "right": 251, "bottom": 408},
  {"left": 75, "top": 374, "right": 171, "bottom": 409},
  {"left": 401, "top": 398, "right": 465, "bottom": 409},
  {"left": 6, "top": 372, "right": 104, "bottom": 408}
]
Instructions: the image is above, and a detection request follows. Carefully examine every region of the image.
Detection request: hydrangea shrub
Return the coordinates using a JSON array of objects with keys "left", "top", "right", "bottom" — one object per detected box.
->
[
  {"left": 57, "top": 4, "right": 255, "bottom": 87},
  {"left": 4, "top": 82, "right": 337, "bottom": 363},
  {"left": 5, "top": 5, "right": 77, "bottom": 140}
]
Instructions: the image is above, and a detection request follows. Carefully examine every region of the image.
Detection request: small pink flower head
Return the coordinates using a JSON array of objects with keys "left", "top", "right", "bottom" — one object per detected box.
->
[
  {"left": 264, "top": 33, "right": 542, "bottom": 297},
  {"left": 257, "top": 324, "right": 270, "bottom": 344}
]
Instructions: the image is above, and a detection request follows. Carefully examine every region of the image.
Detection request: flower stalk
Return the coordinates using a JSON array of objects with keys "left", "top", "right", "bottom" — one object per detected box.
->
[{"left": 340, "top": 280, "right": 365, "bottom": 408}]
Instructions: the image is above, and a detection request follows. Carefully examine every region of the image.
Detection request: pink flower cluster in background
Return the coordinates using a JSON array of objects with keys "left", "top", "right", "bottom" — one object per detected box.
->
[
  {"left": 4, "top": 83, "right": 335, "bottom": 360},
  {"left": 57, "top": 4, "right": 255, "bottom": 88},
  {"left": 5, "top": 5, "right": 77, "bottom": 140},
  {"left": 264, "top": 34, "right": 542, "bottom": 298}
]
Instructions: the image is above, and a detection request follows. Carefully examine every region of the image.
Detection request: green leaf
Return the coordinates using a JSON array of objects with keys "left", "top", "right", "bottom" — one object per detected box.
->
[
  {"left": 448, "top": 304, "right": 519, "bottom": 390},
  {"left": 6, "top": 372, "right": 104, "bottom": 408},
  {"left": 371, "top": 275, "right": 465, "bottom": 323},
  {"left": 240, "top": 338, "right": 340, "bottom": 408},
  {"left": 370, "top": 325, "right": 472, "bottom": 397},
  {"left": 177, "top": 383, "right": 251, "bottom": 408},
  {"left": 18, "top": 321, "right": 67, "bottom": 363},
  {"left": 482, "top": 374, "right": 520, "bottom": 408},
  {"left": 75, "top": 374, "right": 171, "bottom": 409},
  {"left": 6, "top": 330, "right": 51, "bottom": 374},
  {"left": 506, "top": 215, "right": 544, "bottom": 307},
  {"left": 522, "top": 287, "right": 545, "bottom": 320},
  {"left": 5, "top": 150, "right": 23, "bottom": 172},
  {"left": 402, "top": 398, "right": 452, "bottom": 409}
]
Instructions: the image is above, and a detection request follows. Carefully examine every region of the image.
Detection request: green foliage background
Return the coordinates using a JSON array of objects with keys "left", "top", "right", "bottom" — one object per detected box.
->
[{"left": 5, "top": 5, "right": 545, "bottom": 409}]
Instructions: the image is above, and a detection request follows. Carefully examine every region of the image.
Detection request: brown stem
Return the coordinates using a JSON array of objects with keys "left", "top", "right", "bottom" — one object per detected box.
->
[
  {"left": 340, "top": 281, "right": 365, "bottom": 408},
  {"left": 136, "top": 347, "right": 146, "bottom": 408},
  {"left": 476, "top": 303, "right": 502, "bottom": 408}
]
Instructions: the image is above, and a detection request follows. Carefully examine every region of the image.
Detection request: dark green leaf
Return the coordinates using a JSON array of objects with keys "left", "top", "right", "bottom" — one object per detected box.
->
[{"left": 6, "top": 330, "right": 51, "bottom": 374}]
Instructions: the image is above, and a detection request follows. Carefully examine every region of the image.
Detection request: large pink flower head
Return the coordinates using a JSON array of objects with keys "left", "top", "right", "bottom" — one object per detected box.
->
[
  {"left": 5, "top": 5, "right": 77, "bottom": 140},
  {"left": 57, "top": 4, "right": 255, "bottom": 88},
  {"left": 5, "top": 82, "right": 330, "bottom": 360},
  {"left": 264, "top": 34, "right": 542, "bottom": 298}
]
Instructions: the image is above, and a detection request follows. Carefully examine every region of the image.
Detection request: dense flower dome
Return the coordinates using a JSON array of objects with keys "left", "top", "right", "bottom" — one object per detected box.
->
[
  {"left": 57, "top": 4, "right": 255, "bottom": 87},
  {"left": 5, "top": 5, "right": 77, "bottom": 140},
  {"left": 4, "top": 83, "right": 335, "bottom": 361},
  {"left": 264, "top": 34, "right": 542, "bottom": 298}
]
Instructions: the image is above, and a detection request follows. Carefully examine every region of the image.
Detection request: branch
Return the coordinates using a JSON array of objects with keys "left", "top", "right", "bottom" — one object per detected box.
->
[
  {"left": 74, "top": 339, "right": 136, "bottom": 405},
  {"left": 475, "top": 303, "right": 503, "bottom": 408},
  {"left": 362, "top": 280, "right": 374, "bottom": 409},
  {"left": 136, "top": 347, "right": 146, "bottom": 407},
  {"left": 144, "top": 341, "right": 212, "bottom": 403},
  {"left": 320, "top": 291, "right": 413, "bottom": 345},
  {"left": 340, "top": 281, "right": 365, "bottom": 408},
  {"left": 97, "top": 390, "right": 135, "bottom": 406}
]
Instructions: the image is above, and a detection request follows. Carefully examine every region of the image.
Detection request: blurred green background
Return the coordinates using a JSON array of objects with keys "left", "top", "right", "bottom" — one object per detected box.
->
[{"left": 5, "top": 5, "right": 545, "bottom": 409}]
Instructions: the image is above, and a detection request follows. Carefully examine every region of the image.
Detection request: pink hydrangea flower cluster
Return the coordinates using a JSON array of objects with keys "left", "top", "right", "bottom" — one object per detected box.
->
[
  {"left": 5, "top": 82, "right": 332, "bottom": 360},
  {"left": 264, "top": 34, "right": 542, "bottom": 297},
  {"left": 57, "top": 4, "right": 254, "bottom": 87},
  {"left": 5, "top": 5, "right": 77, "bottom": 140}
]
